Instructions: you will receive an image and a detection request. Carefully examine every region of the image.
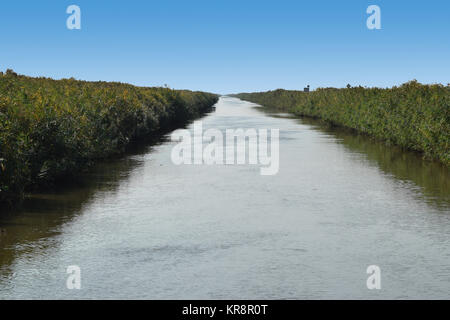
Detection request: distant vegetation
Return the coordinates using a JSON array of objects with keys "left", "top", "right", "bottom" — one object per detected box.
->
[
  {"left": 236, "top": 81, "right": 449, "bottom": 166},
  {"left": 0, "top": 70, "right": 218, "bottom": 203}
]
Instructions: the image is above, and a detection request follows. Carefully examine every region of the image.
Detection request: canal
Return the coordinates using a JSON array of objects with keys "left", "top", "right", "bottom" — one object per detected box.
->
[{"left": 0, "top": 97, "right": 449, "bottom": 299}]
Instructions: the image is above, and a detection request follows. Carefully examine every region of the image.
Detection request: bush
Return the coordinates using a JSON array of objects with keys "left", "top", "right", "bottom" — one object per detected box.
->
[
  {"left": 236, "top": 81, "right": 449, "bottom": 165},
  {"left": 0, "top": 71, "right": 218, "bottom": 203}
]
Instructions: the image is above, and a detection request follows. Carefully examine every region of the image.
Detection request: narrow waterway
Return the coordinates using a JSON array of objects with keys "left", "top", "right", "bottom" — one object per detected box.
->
[{"left": 0, "top": 97, "right": 449, "bottom": 299}]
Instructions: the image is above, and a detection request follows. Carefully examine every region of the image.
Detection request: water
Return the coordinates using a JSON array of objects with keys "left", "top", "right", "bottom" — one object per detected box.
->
[{"left": 0, "top": 97, "right": 449, "bottom": 299}]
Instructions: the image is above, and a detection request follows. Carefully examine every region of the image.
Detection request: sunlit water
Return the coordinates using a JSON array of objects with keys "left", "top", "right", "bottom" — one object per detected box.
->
[{"left": 0, "top": 97, "right": 449, "bottom": 299}]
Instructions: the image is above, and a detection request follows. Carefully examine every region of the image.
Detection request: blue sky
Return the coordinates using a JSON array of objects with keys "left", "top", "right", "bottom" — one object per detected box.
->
[{"left": 0, "top": 0, "right": 449, "bottom": 93}]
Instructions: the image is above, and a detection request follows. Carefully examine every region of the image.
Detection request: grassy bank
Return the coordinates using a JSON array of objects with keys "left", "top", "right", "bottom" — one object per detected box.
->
[
  {"left": 0, "top": 70, "right": 218, "bottom": 203},
  {"left": 235, "top": 81, "right": 449, "bottom": 165}
]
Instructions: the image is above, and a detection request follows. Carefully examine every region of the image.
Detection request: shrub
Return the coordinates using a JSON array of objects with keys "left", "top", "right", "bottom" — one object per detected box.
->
[
  {"left": 0, "top": 71, "right": 218, "bottom": 203},
  {"left": 236, "top": 81, "right": 449, "bottom": 165}
]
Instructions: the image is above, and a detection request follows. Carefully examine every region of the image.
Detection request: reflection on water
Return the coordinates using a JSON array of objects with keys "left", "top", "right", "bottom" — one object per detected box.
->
[
  {"left": 297, "top": 116, "right": 448, "bottom": 209},
  {"left": 0, "top": 139, "right": 166, "bottom": 275},
  {"left": 264, "top": 110, "right": 449, "bottom": 210},
  {"left": 0, "top": 97, "right": 449, "bottom": 299},
  {"left": 329, "top": 126, "right": 449, "bottom": 209}
]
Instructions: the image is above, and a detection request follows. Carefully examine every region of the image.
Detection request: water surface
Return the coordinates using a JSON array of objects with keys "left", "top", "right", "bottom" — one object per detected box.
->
[{"left": 0, "top": 97, "right": 449, "bottom": 299}]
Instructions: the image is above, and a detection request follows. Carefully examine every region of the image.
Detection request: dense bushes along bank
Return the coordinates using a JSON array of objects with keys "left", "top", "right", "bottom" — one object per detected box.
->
[
  {"left": 0, "top": 70, "right": 218, "bottom": 203},
  {"left": 236, "top": 81, "right": 449, "bottom": 165}
]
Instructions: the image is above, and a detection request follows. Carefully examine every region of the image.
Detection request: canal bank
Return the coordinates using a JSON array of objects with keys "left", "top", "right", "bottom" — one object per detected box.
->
[{"left": 0, "top": 72, "right": 218, "bottom": 204}]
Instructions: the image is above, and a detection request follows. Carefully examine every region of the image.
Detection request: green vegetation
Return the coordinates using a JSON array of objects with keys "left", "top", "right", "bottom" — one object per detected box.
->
[
  {"left": 236, "top": 81, "right": 449, "bottom": 165},
  {"left": 0, "top": 70, "right": 218, "bottom": 203}
]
